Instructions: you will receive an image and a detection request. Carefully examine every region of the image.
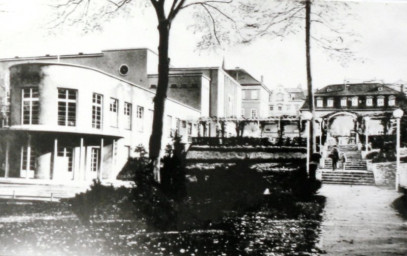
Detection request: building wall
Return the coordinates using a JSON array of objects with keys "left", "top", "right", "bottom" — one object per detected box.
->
[
  {"left": 269, "top": 85, "right": 304, "bottom": 116},
  {"left": 5, "top": 63, "right": 200, "bottom": 181},
  {"left": 147, "top": 73, "right": 210, "bottom": 114}
]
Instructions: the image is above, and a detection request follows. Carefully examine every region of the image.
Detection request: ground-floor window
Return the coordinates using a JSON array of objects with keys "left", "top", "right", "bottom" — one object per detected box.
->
[
  {"left": 58, "top": 147, "right": 73, "bottom": 172},
  {"left": 90, "top": 148, "right": 99, "bottom": 173},
  {"left": 21, "top": 146, "right": 36, "bottom": 176}
]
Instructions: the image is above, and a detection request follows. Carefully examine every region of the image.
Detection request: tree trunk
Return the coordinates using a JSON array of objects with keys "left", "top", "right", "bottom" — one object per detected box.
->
[
  {"left": 305, "top": 0, "right": 316, "bottom": 178},
  {"left": 149, "top": 20, "right": 171, "bottom": 182}
]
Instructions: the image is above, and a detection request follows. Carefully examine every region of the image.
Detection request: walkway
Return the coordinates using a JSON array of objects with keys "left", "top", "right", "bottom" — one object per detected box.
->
[{"left": 318, "top": 184, "right": 407, "bottom": 255}]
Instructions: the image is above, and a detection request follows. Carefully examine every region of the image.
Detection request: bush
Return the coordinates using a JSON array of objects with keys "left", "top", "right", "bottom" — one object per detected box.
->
[{"left": 67, "top": 180, "right": 133, "bottom": 224}]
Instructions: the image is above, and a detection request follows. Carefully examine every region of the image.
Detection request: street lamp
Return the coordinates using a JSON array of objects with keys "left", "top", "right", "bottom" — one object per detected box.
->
[
  {"left": 393, "top": 108, "right": 403, "bottom": 191},
  {"left": 302, "top": 111, "right": 313, "bottom": 175}
]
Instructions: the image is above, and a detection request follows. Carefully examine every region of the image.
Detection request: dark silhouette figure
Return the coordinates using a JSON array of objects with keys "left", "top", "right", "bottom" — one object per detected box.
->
[{"left": 329, "top": 146, "right": 339, "bottom": 171}]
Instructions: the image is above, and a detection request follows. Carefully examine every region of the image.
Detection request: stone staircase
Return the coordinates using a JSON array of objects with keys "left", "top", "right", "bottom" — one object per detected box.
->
[{"left": 321, "top": 144, "right": 375, "bottom": 185}]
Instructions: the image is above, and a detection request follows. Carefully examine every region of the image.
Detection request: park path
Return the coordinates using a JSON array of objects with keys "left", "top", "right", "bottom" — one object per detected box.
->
[{"left": 318, "top": 184, "right": 407, "bottom": 256}]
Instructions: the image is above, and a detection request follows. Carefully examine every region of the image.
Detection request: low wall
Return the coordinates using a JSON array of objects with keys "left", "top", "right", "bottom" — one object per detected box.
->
[
  {"left": 185, "top": 145, "right": 306, "bottom": 171},
  {"left": 371, "top": 162, "right": 407, "bottom": 188}
]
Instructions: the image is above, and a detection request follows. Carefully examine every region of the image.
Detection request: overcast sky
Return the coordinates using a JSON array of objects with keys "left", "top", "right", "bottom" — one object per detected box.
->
[{"left": 1, "top": 0, "right": 406, "bottom": 91}]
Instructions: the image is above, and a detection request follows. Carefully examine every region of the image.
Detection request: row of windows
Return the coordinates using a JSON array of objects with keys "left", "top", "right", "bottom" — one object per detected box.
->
[
  {"left": 242, "top": 90, "right": 259, "bottom": 100},
  {"left": 21, "top": 88, "right": 144, "bottom": 131},
  {"left": 316, "top": 96, "right": 396, "bottom": 108},
  {"left": 270, "top": 104, "right": 301, "bottom": 112},
  {"left": 150, "top": 83, "right": 199, "bottom": 89}
]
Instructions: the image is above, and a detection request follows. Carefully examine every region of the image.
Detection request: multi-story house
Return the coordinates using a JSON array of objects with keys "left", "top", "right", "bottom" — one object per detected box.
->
[
  {"left": 301, "top": 83, "right": 406, "bottom": 146},
  {"left": 269, "top": 84, "right": 305, "bottom": 116},
  {"left": 225, "top": 68, "right": 270, "bottom": 119}
]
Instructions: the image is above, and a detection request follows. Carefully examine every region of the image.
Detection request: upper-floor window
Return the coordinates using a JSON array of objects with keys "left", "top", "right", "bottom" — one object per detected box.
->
[
  {"left": 351, "top": 96, "right": 358, "bottom": 107},
  {"left": 251, "top": 90, "right": 259, "bottom": 100},
  {"left": 389, "top": 95, "right": 396, "bottom": 106},
  {"left": 58, "top": 89, "right": 77, "bottom": 126},
  {"left": 276, "top": 93, "right": 284, "bottom": 101},
  {"left": 341, "top": 97, "right": 347, "bottom": 107},
  {"left": 22, "top": 88, "right": 39, "bottom": 125},
  {"left": 269, "top": 105, "right": 274, "bottom": 111},
  {"left": 316, "top": 97, "right": 323, "bottom": 107},
  {"left": 327, "top": 98, "right": 334, "bottom": 107},
  {"left": 124, "top": 102, "right": 132, "bottom": 130},
  {"left": 251, "top": 109, "right": 257, "bottom": 118},
  {"left": 366, "top": 96, "right": 373, "bottom": 107},
  {"left": 277, "top": 104, "right": 283, "bottom": 111},
  {"left": 92, "top": 93, "right": 103, "bottom": 129},
  {"left": 136, "top": 106, "right": 144, "bottom": 132},
  {"left": 377, "top": 96, "right": 384, "bottom": 107},
  {"left": 109, "top": 98, "right": 119, "bottom": 128}
]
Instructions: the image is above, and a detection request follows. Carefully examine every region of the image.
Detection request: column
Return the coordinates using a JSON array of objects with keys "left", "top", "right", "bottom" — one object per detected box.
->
[
  {"left": 80, "top": 138, "right": 85, "bottom": 181},
  {"left": 111, "top": 139, "right": 116, "bottom": 180},
  {"left": 99, "top": 138, "right": 104, "bottom": 180},
  {"left": 52, "top": 138, "right": 58, "bottom": 180},
  {"left": 4, "top": 140, "right": 9, "bottom": 178}
]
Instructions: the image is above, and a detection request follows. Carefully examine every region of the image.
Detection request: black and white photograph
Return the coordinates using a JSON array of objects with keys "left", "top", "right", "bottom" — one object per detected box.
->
[{"left": 0, "top": 0, "right": 406, "bottom": 255}]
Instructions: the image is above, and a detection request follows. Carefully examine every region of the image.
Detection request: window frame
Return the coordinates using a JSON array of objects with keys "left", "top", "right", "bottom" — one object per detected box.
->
[
  {"left": 124, "top": 102, "right": 132, "bottom": 130},
  {"left": 58, "top": 88, "right": 77, "bottom": 127},
  {"left": 22, "top": 88, "right": 39, "bottom": 125},
  {"left": 136, "top": 106, "right": 144, "bottom": 132},
  {"left": 92, "top": 93, "right": 103, "bottom": 129},
  {"left": 109, "top": 97, "right": 119, "bottom": 128}
]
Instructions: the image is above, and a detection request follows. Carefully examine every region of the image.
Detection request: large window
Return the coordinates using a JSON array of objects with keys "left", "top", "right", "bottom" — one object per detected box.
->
[
  {"left": 251, "top": 90, "right": 259, "bottom": 100},
  {"left": 21, "top": 145, "right": 36, "bottom": 176},
  {"left": 377, "top": 96, "right": 384, "bottom": 107},
  {"left": 58, "top": 89, "right": 77, "bottom": 126},
  {"left": 109, "top": 98, "right": 119, "bottom": 128},
  {"left": 58, "top": 146, "right": 73, "bottom": 172},
  {"left": 366, "top": 96, "right": 373, "bottom": 107},
  {"left": 316, "top": 97, "right": 323, "bottom": 108},
  {"left": 327, "top": 98, "right": 334, "bottom": 107},
  {"left": 124, "top": 102, "right": 132, "bottom": 130},
  {"left": 22, "top": 88, "right": 39, "bottom": 125},
  {"left": 92, "top": 93, "right": 103, "bottom": 129},
  {"left": 90, "top": 148, "right": 99, "bottom": 173},
  {"left": 389, "top": 96, "right": 396, "bottom": 106},
  {"left": 251, "top": 109, "right": 258, "bottom": 118},
  {"left": 351, "top": 96, "right": 358, "bottom": 107},
  {"left": 341, "top": 97, "right": 347, "bottom": 107},
  {"left": 136, "top": 106, "right": 144, "bottom": 132}
]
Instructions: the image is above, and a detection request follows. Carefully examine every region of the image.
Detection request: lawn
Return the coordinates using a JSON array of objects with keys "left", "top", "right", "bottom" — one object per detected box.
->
[{"left": 0, "top": 190, "right": 325, "bottom": 256}]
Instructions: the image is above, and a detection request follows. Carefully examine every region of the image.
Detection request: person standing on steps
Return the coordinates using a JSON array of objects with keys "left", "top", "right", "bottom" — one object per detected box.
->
[
  {"left": 341, "top": 153, "right": 347, "bottom": 171},
  {"left": 329, "top": 146, "right": 339, "bottom": 171}
]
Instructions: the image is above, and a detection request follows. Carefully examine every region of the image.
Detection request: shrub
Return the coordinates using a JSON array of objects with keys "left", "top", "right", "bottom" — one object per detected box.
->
[{"left": 67, "top": 180, "right": 132, "bottom": 224}]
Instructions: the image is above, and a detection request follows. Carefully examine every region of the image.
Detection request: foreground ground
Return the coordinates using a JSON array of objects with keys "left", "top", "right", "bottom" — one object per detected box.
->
[
  {"left": 0, "top": 196, "right": 324, "bottom": 255},
  {"left": 318, "top": 184, "right": 407, "bottom": 255}
]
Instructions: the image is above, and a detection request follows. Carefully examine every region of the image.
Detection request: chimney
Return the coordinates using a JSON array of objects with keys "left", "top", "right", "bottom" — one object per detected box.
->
[{"left": 401, "top": 84, "right": 404, "bottom": 93}]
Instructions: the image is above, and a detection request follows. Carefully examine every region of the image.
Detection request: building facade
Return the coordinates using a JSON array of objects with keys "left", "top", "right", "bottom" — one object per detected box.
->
[
  {"left": 301, "top": 83, "right": 406, "bottom": 147},
  {"left": 269, "top": 84, "right": 305, "bottom": 116},
  {"left": 226, "top": 68, "right": 270, "bottom": 119},
  {"left": 0, "top": 63, "right": 200, "bottom": 182},
  {"left": 0, "top": 48, "right": 247, "bottom": 183}
]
